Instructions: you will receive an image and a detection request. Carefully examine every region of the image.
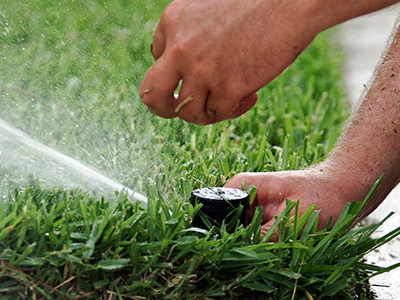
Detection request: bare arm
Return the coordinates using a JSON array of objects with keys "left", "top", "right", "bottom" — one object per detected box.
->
[
  {"left": 325, "top": 17, "right": 400, "bottom": 220},
  {"left": 225, "top": 15, "right": 400, "bottom": 234},
  {"left": 140, "top": 0, "right": 400, "bottom": 125}
]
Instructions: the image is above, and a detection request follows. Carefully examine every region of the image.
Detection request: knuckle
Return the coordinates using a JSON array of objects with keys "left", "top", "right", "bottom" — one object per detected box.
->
[
  {"left": 190, "top": 59, "right": 209, "bottom": 78},
  {"left": 140, "top": 91, "right": 162, "bottom": 115},
  {"left": 168, "top": 38, "right": 196, "bottom": 63},
  {"left": 168, "top": 43, "right": 210, "bottom": 79},
  {"left": 159, "top": 1, "right": 181, "bottom": 28}
]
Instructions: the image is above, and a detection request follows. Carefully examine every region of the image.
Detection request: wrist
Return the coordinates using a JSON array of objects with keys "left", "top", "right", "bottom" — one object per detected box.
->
[
  {"left": 297, "top": 0, "right": 334, "bottom": 34},
  {"left": 310, "top": 160, "right": 368, "bottom": 204},
  {"left": 317, "top": 151, "right": 399, "bottom": 220}
]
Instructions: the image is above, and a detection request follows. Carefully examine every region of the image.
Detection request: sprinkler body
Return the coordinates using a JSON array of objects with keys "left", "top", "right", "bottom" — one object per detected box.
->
[{"left": 190, "top": 187, "right": 249, "bottom": 231}]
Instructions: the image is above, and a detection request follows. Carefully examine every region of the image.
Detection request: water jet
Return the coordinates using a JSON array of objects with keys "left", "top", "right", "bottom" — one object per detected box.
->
[{"left": 0, "top": 118, "right": 147, "bottom": 206}]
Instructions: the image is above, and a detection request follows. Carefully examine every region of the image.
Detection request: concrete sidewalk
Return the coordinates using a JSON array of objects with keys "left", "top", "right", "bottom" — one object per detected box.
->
[{"left": 337, "top": 4, "right": 400, "bottom": 299}]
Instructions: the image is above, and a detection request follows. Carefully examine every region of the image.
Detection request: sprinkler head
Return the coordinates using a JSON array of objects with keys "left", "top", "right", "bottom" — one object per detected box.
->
[{"left": 190, "top": 187, "right": 250, "bottom": 231}]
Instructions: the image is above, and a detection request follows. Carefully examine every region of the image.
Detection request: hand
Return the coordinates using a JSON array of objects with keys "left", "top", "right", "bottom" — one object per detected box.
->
[
  {"left": 224, "top": 168, "right": 355, "bottom": 239},
  {"left": 140, "top": 0, "right": 322, "bottom": 125},
  {"left": 224, "top": 15, "right": 400, "bottom": 239}
]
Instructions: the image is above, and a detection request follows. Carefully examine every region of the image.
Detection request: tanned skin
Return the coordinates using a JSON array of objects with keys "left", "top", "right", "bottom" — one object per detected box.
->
[
  {"left": 140, "top": 0, "right": 400, "bottom": 236},
  {"left": 226, "top": 16, "right": 400, "bottom": 236},
  {"left": 140, "top": 0, "right": 399, "bottom": 124}
]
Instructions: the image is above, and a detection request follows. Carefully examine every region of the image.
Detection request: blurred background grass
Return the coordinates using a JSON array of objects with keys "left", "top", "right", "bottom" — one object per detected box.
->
[{"left": 3, "top": 1, "right": 390, "bottom": 299}]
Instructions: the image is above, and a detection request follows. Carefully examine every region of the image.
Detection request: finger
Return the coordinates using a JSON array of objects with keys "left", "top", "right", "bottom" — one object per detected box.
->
[
  {"left": 152, "top": 0, "right": 182, "bottom": 61},
  {"left": 204, "top": 90, "right": 243, "bottom": 123},
  {"left": 260, "top": 222, "right": 279, "bottom": 242},
  {"left": 229, "top": 93, "right": 258, "bottom": 119},
  {"left": 151, "top": 22, "right": 166, "bottom": 60},
  {"left": 140, "top": 57, "right": 181, "bottom": 119},
  {"left": 224, "top": 173, "right": 248, "bottom": 189},
  {"left": 224, "top": 172, "right": 259, "bottom": 219},
  {"left": 200, "top": 88, "right": 258, "bottom": 124},
  {"left": 225, "top": 172, "right": 286, "bottom": 221},
  {"left": 175, "top": 88, "right": 240, "bottom": 125},
  {"left": 173, "top": 77, "right": 210, "bottom": 125}
]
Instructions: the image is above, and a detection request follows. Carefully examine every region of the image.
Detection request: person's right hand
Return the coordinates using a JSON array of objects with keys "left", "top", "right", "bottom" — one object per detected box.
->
[
  {"left": 224, "top": 167, "right": 365, "bottom": 240},
  {"left": 140, "top": 0, "right": 324, "bottom": 125}
]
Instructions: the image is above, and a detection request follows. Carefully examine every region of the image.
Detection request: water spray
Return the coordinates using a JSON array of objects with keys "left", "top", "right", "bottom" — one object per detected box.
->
[{"left": 0, "top": 118, "right": 148, "bottom": 206}]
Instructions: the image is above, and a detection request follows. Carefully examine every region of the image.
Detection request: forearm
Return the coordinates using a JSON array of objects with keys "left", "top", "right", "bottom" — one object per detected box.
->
[
  {"left": 306, "top": 0, "right": 400, "bottom": 32},
  {"left": 323, "top": 16, "right": 400, "bottom": 216}
]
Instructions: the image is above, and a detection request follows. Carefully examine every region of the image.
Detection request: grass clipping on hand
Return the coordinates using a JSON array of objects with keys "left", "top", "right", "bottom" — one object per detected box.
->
[
  {"left": 174, "top": 95, "right": 194, "bottom": 113},
  {"left": 0, "top": 176, "right": 399, "bottom": 299}
]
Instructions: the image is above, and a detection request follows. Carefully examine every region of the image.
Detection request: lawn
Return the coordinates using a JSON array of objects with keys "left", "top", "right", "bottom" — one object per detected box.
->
[{"left": 0, "top": 0, "right": 399, "bottom": 299}]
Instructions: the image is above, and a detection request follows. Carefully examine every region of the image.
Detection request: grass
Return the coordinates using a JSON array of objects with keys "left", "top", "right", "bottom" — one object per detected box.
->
[
  {"left": 0, "top": 0, "right": 399, "bottom": 299},
  {"left": 1, "top": 178, "right": 400, "bottom": 299}
]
